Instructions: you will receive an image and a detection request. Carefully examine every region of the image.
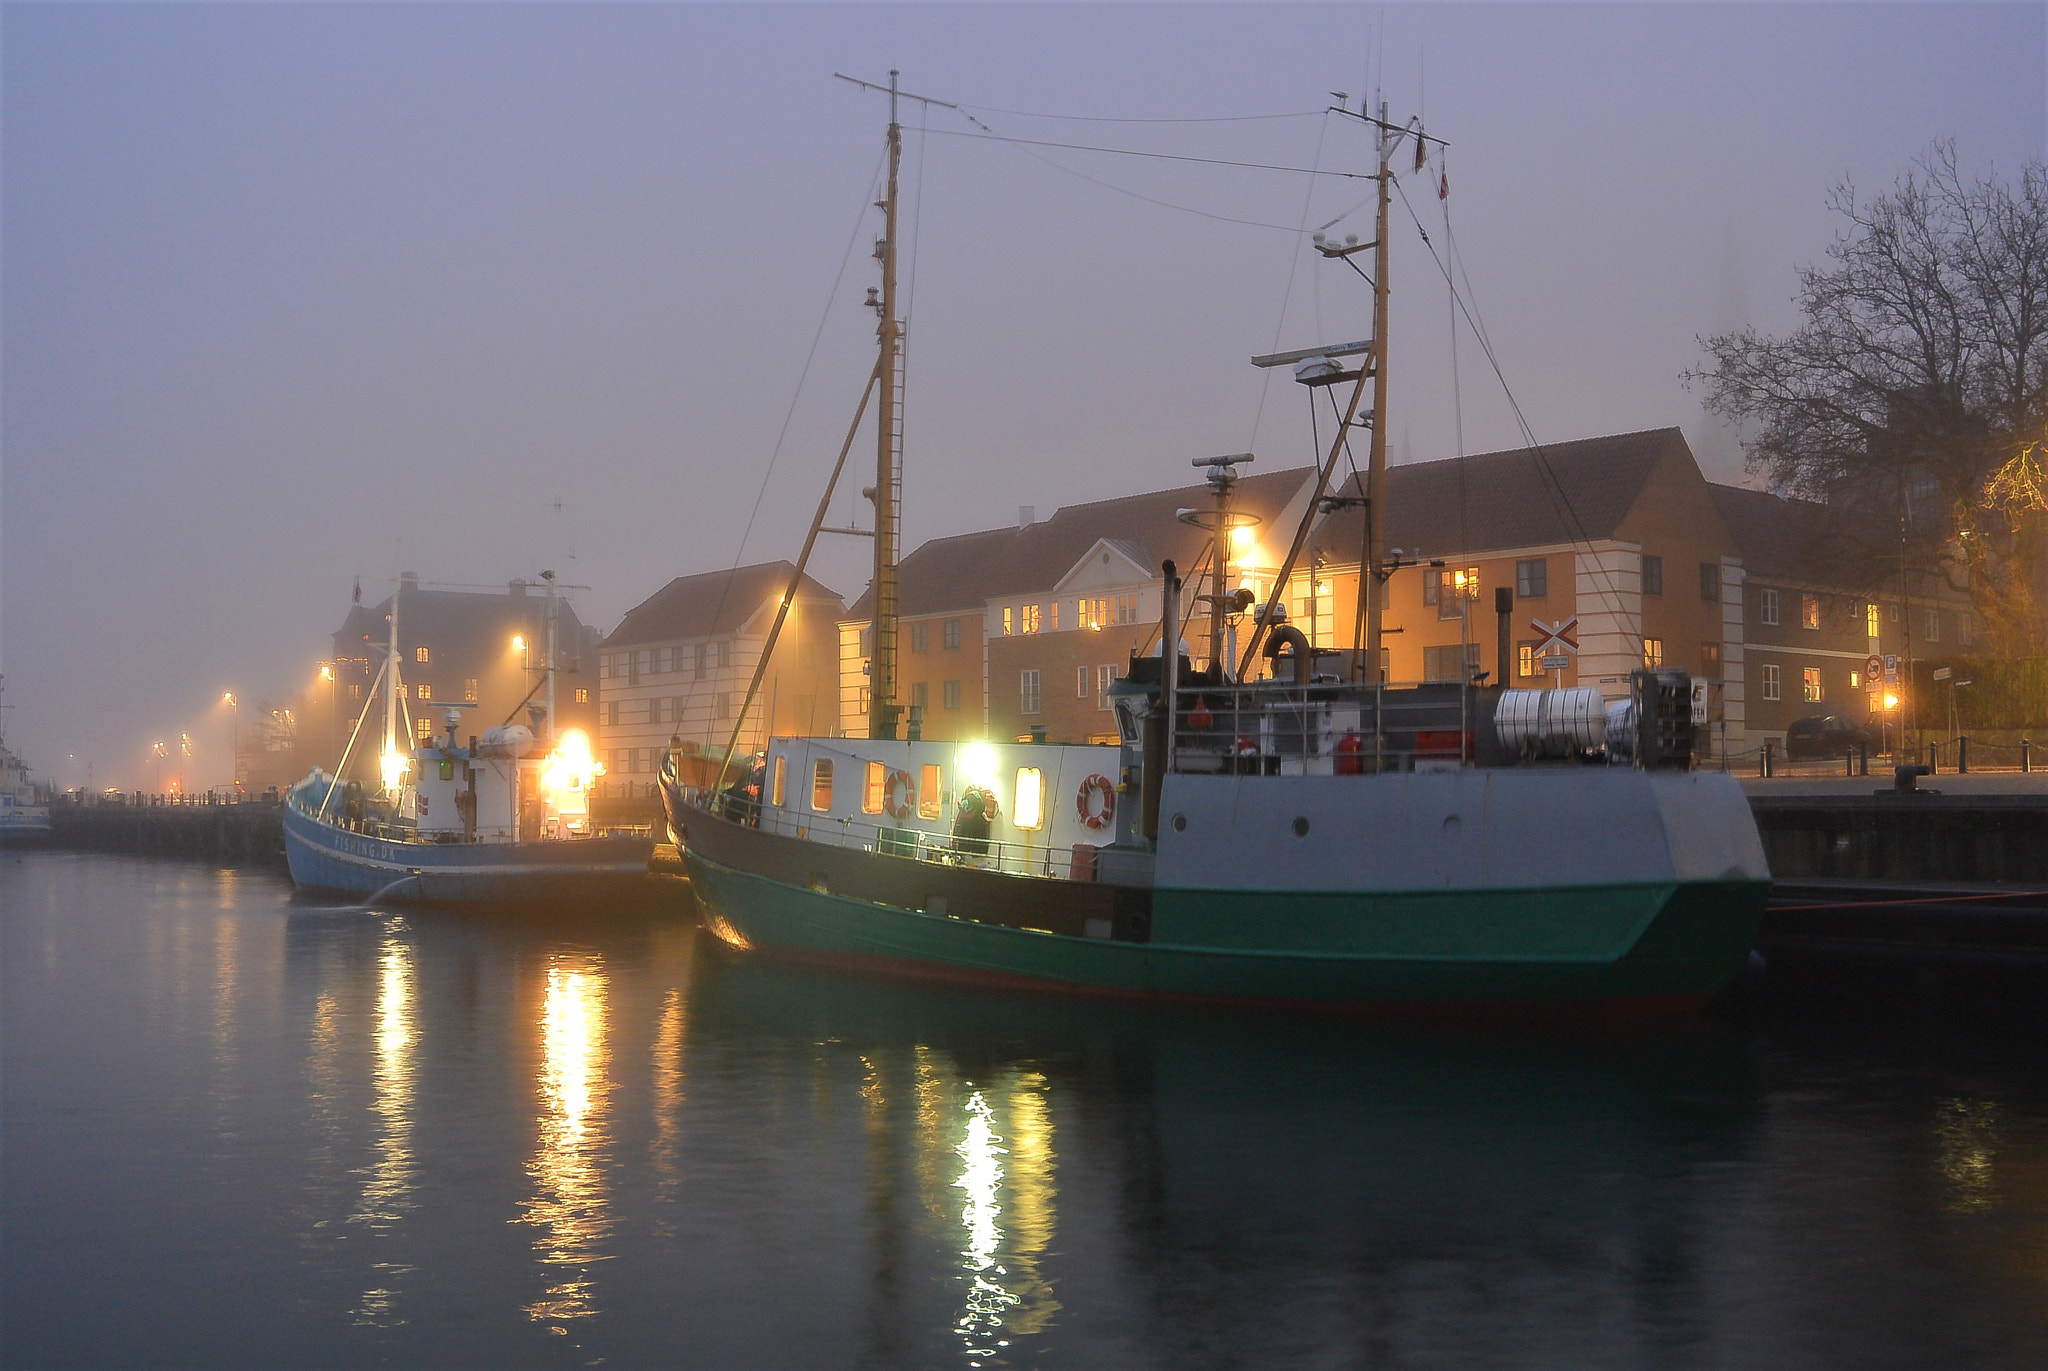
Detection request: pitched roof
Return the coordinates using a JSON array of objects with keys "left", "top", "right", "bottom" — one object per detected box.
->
[
  {"left": 1709, "top": 481, "right": 1914, "bottom": 593},
  {"left": 848, "top": 465, "right": 1317, "bottom": 619},
  {"left": 332, "top": 581, "right": 596, "bottom": 665},
  {"left": 1313, "top": 427, "right": 1684, "bottom": 561},
  {"left": 606, "top": 561, "right": 843, "bottom": 647}
]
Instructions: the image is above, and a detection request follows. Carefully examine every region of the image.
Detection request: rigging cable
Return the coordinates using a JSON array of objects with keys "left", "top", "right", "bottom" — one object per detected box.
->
[
  {"left": 1247, "top": 111, "right": 1335, "bottom": 455},
  {"left": 702, "top": 141, "right": 889, "bottom": 655},
  {"left": 956, "top": 104, "right": 1325, "bottom": 125},
  {"left": 1388, "top": 172, "right": 1640, "bottom": 643},
  {"left": 942, "top": 108, "right": 1333, "bottom": 235}
]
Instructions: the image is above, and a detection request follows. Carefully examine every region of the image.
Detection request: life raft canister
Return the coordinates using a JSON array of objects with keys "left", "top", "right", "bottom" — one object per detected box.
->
[
  {"left": 883, "top": 768, "right": 916, "bottom": 820},
  {"left": 1075, "top": 773, "right": 1115, "bottom": 830},
  {"left": 1334, "top": 729, "right": 1365, "bottom": 775}
]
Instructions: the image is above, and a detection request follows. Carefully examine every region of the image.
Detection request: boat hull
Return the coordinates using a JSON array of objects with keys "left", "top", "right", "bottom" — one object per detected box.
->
[
  {"left": 282, "top": 789, "right": 653, "bottom": 906},
  {"left": 679, "top": 811, "right": 1769, "bottom": 1010}
]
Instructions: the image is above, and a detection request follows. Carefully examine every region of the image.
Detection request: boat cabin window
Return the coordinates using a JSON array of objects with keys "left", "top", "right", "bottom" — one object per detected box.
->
[
  {"left": 862, "top": 761, "right": 886, "bottom": 814},
  {"left": 918, "top": 764, "right": 942, "bottom": 819},
  {"left": 811, "top": 759, "right": 833, "bottom": 812},
  {"left": 1013, "top": 767, "right": 1044, "bottom": 830},
  {"left": 771, "top": 755, "right": 786, "bottom": 808},
  {"left": 1115, "top": 697, "right": 1140, "bottom": 744}
]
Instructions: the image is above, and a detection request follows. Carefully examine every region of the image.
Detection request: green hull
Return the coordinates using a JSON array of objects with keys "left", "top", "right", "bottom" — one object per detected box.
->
[{"left": 684, "top": 848, "right": 1770, "bottom": 1008}]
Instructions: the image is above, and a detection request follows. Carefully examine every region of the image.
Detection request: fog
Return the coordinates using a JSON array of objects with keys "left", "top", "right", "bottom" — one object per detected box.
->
[{"left": 4, "top": 3, "right": 2042, "bottom": 789}]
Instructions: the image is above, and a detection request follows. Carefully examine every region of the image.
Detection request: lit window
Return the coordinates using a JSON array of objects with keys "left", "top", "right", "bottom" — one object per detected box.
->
[
  {"left": 1761, "top": 664, "right": 1781, "bottom": 701},
  {"left": 416, "top": 717, "right": 433, "bottom": 744},
  {"left": 1761, "top": 589, "right": 1780, "bottom": 626},
  {"left": 415, "top": 646, "right": 431, "bottom": 664},
  {"left": 1701, "top": 643, "right": 1721, "bottom": 677},
  {"left": 463, "top": 677, "right": 479, "bottom": 702},
  {"left": 1047, "top": 601, "right": 1059, "bottom": 631},
  {"left": 1518, "top": 643, "right": 1537, "bottom": 678},
  {"left": 1643, "top": 638, "right": 1664, "bottom": 669},
  {"left": 416, "top": 683, "right": 432, "bottom": 700},
  {"left": 1803, "top": 667, "right": 1823, "bottom": 703},
  {"left": 811, "top": 759, "right": 834, "bottom": 812},
  {"left": 943, "top": 680, "right": 961, "bottom": 711},
  {"left": 1019, "top": 669, "right": 1041, "bottom": 715},
  {"left": 863, "top": 760, "right": 885, "bottom": 814},
  {"left": 918, "top": 764, "right": 942, "bottom": 819},
  {"left": 575, "top": 688, "right": 590, "bottom": 704},
  {"left": 943, "top": 618, "right": 961, "bottom": 650},
  {"left": 1020, "top": 604, "right": 1041, "bottom": 634},
  {"left": 857, "top": 686, "right": 869, "bottom": 716},
  {"left": 1516, "top": 559, "right": 1547, "bottom": 598},
  {"left": 1867, "top": 602, "right": 1882, "bottom": 638},
  {"left": 1802, "top": 594, "right": 1820, "bottom": 630},
  {"left": 771, "top": 755, "right": 786, "bottom": 807},
  {"left": 1001, "top": 607, "right": 1013, "bottom": 636},
  {"left": 1642, "top": 555, "right": 1663, "bottom": 597},
  {"left": 1013, "top": 767, "right": 1044, "bottom": 830},
  {"left": 1850, "top": 671, "right": 1861, "bottom": 690}
]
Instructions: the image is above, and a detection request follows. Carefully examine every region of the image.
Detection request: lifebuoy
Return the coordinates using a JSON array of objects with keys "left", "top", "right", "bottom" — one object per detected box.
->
[
  {"left": 883, "top": 768, "right": 915, "bottom": 820},
  {"left": 1076, "top": 774, "right": 1115, "bottom": 830}
]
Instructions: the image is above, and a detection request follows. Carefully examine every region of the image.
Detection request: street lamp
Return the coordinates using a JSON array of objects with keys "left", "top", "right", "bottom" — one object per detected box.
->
[{"left": 222, "top": 692, "right": 240, "bottom": 792}]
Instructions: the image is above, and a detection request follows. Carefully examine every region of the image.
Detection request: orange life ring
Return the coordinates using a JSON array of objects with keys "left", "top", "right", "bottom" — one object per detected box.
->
[
  {"left": 1076, "top": 773, "right": 1115, "bottom": 831},
  {"left": 883, "top": 767, "right": 915, "bottom": 820}
]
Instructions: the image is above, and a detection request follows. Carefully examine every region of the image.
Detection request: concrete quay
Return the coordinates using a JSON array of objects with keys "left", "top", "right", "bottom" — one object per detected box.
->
[{"left": 46, "top": 797, "right": 286, "bottom": 868}]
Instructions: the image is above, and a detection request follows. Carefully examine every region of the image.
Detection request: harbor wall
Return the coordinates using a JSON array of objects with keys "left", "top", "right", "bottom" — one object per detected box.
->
[{"left": 45, "top": 796, "right": 286, "bottom": 868}]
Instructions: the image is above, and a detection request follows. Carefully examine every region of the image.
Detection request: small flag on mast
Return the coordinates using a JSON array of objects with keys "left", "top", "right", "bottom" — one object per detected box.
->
[
  {"left": 1438, "top": 168, "right": 1449, "bottom": 201},
  {"left": 1414, "top": 130, "right": 1427, "bottom": 173}
]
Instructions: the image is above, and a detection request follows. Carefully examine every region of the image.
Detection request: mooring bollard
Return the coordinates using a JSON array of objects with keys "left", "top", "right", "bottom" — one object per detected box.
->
[
  {"left": 1926, "top": 741, "right": 1939, "bottom": 774},
  {"left": 1761, "top": 739, "right": 1774, "bottom": 778},
  {"left": 1958, "top": 736, "right": 1970, "bottom": 774},
  {"left": 2025, "top": 738, "right": 2034, "bottom": 773},
  {"left": 1858, "top": 743, "right": 1869, "bottom": 777},
  {"left": 1844, "top": 748, "right": 1855, "bottom": 777}
]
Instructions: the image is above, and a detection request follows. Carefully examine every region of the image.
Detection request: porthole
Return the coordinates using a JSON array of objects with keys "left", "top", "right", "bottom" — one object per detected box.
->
[
  {"left": 1171, "top": 813, "right": 1187, "bottom": 833},
  {"left": 1292, "top": 816, "right": 1310, "bottom": 837}
]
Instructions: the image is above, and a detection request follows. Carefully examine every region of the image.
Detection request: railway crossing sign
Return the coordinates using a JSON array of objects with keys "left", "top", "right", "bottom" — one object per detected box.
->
[{"left": 1529, "top": 616, "right": 1578, "bottom": 657}]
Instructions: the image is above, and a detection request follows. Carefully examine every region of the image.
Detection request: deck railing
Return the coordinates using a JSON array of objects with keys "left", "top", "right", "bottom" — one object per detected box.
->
[{"left": 709, "top": 792, "right": 1078, "bottom": 879}]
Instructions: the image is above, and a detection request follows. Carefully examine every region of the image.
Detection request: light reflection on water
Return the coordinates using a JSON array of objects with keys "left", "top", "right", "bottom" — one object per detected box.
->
[
  {"left": 520, "top": 961, "right": 614, "bottom": 1332},
  {"left": 352, "top": 926, "right": 418, "bottom": 1326},
  {"left": 11, "top": 856, "right": 2048, "bottom": 1369}
]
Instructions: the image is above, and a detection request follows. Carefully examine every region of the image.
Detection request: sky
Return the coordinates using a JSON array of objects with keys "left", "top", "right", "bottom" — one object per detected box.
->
[{"left": 4, "top": 2, "right": 2043, "bottom": 790}]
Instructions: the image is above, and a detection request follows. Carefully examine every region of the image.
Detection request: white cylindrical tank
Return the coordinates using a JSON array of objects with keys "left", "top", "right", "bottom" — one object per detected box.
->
[
  {"left": 1494, "top": 688, "right": 1608, "bottom": 756},
  {"left": 1604, "top": 698, "right": 1638, "bottom": 759},
  {"left": 477, "top": 724, "right": 535, "bottom": 756}
]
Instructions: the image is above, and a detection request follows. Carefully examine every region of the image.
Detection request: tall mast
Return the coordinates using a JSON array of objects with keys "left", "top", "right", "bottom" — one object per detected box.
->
[
  {"left": 869, "top": 71, "right": 904, "bottom": 741},
  {"left": 833, "top": 69, "right": 955, "bottom": 740},
  {"left": 385, "top": 580, "right": 401, "bottom": 763},
  {"left": 1363, "top": 103, "right": 1394, "bottom": 682},
  {"left": 543, "top": 570, "right": 558, "bottom": 745}
]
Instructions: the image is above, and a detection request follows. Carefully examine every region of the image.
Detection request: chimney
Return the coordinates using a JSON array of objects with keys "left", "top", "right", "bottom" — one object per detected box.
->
[
  {"left": 509, "top": 578, "right": 527, "bottom": 597},
  {"left": 1018, "top": 505, "right": 1036, "bottom": 530},
  {"left": 399, "top": 571, "right": 420, "bottom": 587}
]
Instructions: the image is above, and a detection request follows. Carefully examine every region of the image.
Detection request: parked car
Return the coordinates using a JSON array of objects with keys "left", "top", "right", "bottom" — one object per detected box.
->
[{"left": 1784, "top": 714, "right": 1873, "bottom": 759}]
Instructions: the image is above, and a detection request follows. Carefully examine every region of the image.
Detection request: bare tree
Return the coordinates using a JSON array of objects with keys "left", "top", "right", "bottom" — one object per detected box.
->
[{"left": 1690, "top": 144, "right": 2048, "bottom": 653}]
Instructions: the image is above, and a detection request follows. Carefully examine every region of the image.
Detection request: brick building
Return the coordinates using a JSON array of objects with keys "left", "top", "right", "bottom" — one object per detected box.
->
[
  {"left": 840, "top": 469, "right": 1322, "bottom": 743},
  {"left": 325, "top": 574, "right": 601, "bottom": 782}
]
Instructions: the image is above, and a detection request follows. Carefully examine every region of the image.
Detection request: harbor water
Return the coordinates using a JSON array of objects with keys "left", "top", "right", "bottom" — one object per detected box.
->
[{"left": 6, "top": 851, "right": 2048, "bottom": 1368}]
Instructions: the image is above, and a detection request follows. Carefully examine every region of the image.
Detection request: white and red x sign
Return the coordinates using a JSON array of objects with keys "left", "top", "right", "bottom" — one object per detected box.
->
[{"left": 1529, "top": 616, "right": 1579, "bottom": 656}]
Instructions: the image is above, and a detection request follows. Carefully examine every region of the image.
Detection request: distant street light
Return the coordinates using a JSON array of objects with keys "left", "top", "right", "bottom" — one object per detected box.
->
[{"left": 223, "top": 692, "right": 241, "bottom": 791}]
